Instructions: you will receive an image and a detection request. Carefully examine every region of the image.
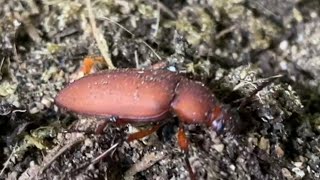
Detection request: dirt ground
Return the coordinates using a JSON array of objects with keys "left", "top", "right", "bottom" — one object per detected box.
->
[{"left": 0, "top": 0, "right": 319, "bottom": 179}]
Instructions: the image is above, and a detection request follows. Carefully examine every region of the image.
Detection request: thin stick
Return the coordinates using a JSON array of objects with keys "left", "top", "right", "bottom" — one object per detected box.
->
[
  {"left": 157, "top": 1, "right": 176, "bottom": 19},
  {"left": 152, "top": 0, "right": 161, "bottom": 38},
  {"left": 86, "top": 0, "right": 115, "bottom": 69},
  {"left": 238, "top": 74, "right": 284, "bottom": 109},
  {"left": 215, "top": 25, "right": 237, "bottom": 40},
  {"left": 139, "top": 40, "right": 162, "bottom": 60},
  {"left": 0, "top": 143, "right": 18, "bottom": 176},
  {"left": 39, "top": 136, "right": 85, "bottom": 174},
  {"left": 98, "top": 16, "right": 162, "bottom": 60},
  {"left": 99, "top": 17, "right": 133, "bottom": 36},
  {"left": 69, "top": 141, "right": 120, "bottom": 176},
  {"left": 134, "top": 50, "right": 139, "bottom": 69},
  {"left": 0, "top": 57, "right": 4, "bottom": 72},
  {"left": 184, "top": 152, "right": 196, "bottom": 180},
  {"left": 90, "top": 142, "right": 119, "bottom": 165}
]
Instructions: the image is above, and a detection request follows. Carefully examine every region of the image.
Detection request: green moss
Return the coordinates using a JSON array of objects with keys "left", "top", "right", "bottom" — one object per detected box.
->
[{"left": 165, "top": 7, "right": 215, "bottom": 46}]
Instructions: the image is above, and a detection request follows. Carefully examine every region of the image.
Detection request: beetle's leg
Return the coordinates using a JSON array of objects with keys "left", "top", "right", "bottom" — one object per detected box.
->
[
  {"left": 127, "top": 123, "right": 163, "bottom": 142},
  {"left": 82, "top": 56, "right": 105, "bottom": 75},
  {"left": 95, "top": 116, "right": 120, "bottom": 134},
  {"left": 177, "top": 125, "right": 189, "bottom": 151},
  {"left": 177, "top": 125, "right": 196, "bottom": 180},
  {"left": 95, "top": 120, "right": 109, "bottom": 134},
  {"left": 82, "top": 56, "right": 95, "bottom": 75}
]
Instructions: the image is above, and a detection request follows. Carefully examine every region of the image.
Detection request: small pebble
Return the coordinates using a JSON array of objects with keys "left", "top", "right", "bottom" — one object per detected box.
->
[
  {"left": 29, "top": 107, "right": 40, "bottom": 114},
  {"left": 229, "top": 164, "right": 236, "bottom": 171},
  {"left": 293, "top": 162, "right": 303, "bottom": 168},
  {"left": 259, "top": 137, "right": 270, "bottom": 152},
  {"left": 83, "top": 138, "right": 93, "bottom": 148},
  {"left": 281, "top": 168, "right": 293, "bottom": 179},
  {"left": 292, "top": 167, "right": 305, "bottom": 178},
  {"left": 279, "top": 40, "right": 288, "bottom": 50},
  {"left": 275, "top": 144, "right": 284, "bottom": 158},
  {"left": 41, "top": 96, "right": 52, "bottom": 108},
  {"left": 213, "top": 144, "right": 224, "bottom": 153}
]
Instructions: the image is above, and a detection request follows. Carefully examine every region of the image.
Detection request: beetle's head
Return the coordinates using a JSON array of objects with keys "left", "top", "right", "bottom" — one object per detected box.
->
[{"left": 207, "top": 106, "right": 231, "bottom": 133}]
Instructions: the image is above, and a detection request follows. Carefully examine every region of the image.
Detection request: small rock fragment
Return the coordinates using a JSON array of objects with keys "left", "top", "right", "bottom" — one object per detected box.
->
[
  {"left": 291, "top": 167, "right": 305, "bottom": 178},
  {"left": 282, "top": 168, "right": 293, "bottom": 179},
  {"left": 275, "top": 144, "right": 284, "bottom": 158},
  {"left": 259, "top": 137, "right": 270, "bottom": 153},
  {"left": 213, "top": 144, "right": 224, "bottom": 153}
]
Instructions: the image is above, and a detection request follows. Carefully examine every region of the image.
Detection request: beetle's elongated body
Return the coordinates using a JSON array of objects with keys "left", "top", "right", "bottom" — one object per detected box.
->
[
  {"left": 55, "top": 69, "right": 227, "bottom": 131},
  {"left": 55, "top": 68, "right": 231, "bottom": 179}
]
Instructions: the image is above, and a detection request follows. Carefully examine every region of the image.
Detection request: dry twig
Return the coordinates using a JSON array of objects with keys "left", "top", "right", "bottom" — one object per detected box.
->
[
  {"left": 0, "top": 143, "right": 18, "bottom": 176},
  {"left": 90, "top": 142, "right": 119, "bottom": 165},
  {"left": 86, "top": 0, "right": 115, "bottom": 69},
  {"left": 99, "top": 16, "right": 162, "bottom": 61},
  {"left": 215, "top": 25, "right": 237, "bottom": 40},
  {"left": 38, "top": 134, "right": 85, "bottom": 175},
  {"left": 153, "top": 0, "right": 161, "bottom": 38}
]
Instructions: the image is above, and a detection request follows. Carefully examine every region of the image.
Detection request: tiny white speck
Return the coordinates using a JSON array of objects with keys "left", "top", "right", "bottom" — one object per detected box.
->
[{"left": 279, "top": 41, "right": 288, "bottom": 50}]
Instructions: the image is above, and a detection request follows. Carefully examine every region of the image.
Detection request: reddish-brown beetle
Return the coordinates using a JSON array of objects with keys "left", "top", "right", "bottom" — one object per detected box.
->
[
  {"left": 55, "top": 68, "right": 230, "bottom": 135},
  {"left": 55, "top": 67, "right": 231, "bottom": 178}
]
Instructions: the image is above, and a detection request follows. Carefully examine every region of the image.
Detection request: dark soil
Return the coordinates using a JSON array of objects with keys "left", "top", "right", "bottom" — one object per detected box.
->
[{"left": 0, "top": 0, "right": 319, "bottom": 179}]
